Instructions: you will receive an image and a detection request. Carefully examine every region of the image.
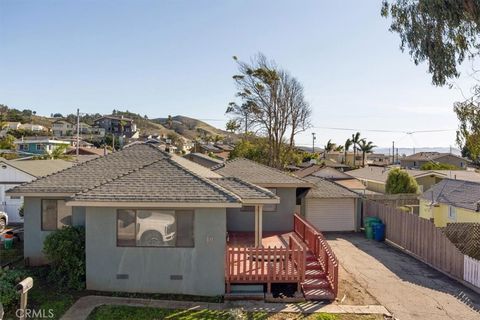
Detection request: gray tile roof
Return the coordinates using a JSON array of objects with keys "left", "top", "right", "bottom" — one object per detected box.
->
[
  {"left": 212, "top": 158, "right": 310, "bottom": 186},
  {"left": 420, "top": 179, "right": 480, "bottom": 211},
  {"left": 2, "top": 159, "right": 74, "bottom": 177},
  {"left": 72, "top": 157, "right": 241, "bottom": 203},
  {"left": 346, "top": 166, "right": 480, "bottom": 184},
  {"left": 304, "top": 176, "right": 359, "bottom": 199},
  {"left": 8, "top": 144, "right": 171, "bottom": 194},
  {"left": 209, "top": 177, "right": 279, "bottom": 202}
]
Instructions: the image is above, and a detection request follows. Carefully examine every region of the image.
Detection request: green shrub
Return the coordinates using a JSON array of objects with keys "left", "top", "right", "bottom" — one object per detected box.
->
[
  {"left": 385, "top": 168, "right": 419, "bottom": 194},
  {"left": 43, "top": 226, "right": 85, "bottom": 290},
  {"left": 420, "top": 162, "right": 460, "bottom": 170},
  {"left": 0, "top": 268, "right": 27, "bottom": 309}
]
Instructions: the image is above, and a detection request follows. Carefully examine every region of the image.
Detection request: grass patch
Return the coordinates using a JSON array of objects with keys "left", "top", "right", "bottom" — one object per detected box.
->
[{"left": 87, "top": 306, "right": 384, "bottom": 320}]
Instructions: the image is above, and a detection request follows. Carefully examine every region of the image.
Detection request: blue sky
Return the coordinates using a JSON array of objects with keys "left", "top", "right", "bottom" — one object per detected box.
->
[{"left": 0, "top": 0, "right": 476, "bottom": 148}]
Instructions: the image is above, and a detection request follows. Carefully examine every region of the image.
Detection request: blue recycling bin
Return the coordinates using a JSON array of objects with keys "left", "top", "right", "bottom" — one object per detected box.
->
[{"left": 373, "top": 223, "right": 385, "bottom": 241}]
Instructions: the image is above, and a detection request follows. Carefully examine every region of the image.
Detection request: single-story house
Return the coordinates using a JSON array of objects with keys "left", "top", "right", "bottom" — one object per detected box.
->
[
  {"left": 419, "top": 179, "right": 480, "bottom": 227},
  {"left": 296, "top": 166, "right": 368, "bottom": 195},
  {"left": 211, "top": 158, "right": 312, "bottom": 232},
  {"left": 400, "top": 152, "right": 470, "bottom": 169},
  {"left": 345, "top": 166, "right": 480, "bottom": 194},
  {"left": 301, "top": 176, "right": 360, "bottom": 232},
  {"left": 0, "top": 159, "right": 73, "bottom": 222},
  {"left": 7, "top": 144, "right": 282, "bottom": 296},
  {"left": 15, "top": 139, "right": 71, "bottom": 155}
]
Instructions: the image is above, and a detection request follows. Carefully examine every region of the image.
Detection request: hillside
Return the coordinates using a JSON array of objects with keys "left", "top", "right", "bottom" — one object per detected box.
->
[{"left": 152, "top": 115, "right": 234, "bottom": 140}]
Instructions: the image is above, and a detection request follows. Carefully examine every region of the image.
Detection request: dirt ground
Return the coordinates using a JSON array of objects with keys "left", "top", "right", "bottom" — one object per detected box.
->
[
  {"left": 335, "top": 264, "right": 378, "bottom": 306},
  {"left": 327, "top": 233, "right": 480, "bottom": 320}
]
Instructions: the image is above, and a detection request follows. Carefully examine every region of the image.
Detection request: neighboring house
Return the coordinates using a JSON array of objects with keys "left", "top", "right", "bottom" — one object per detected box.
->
[
  {"left": 5, "top": 122, "right": 21, "bottom": 130},
  {"left": 65, "top": 147, "right": 108, "bottom": 157},
  {"left": 93, "top": 116, "right": 138, "bottom": 138},
  {"left": 301, "top": 176, "right": 360, "bottom": 232},
  {"left": 400, "top": 152, "right": 470, "bottom": 169},
  {"left": 295, "top": 166, "right": 368, "bottom": 195},
  {"left": 19, "top": 123, "right": 48, "bottom": 132},
  {"left": 7, "top": 144, "right": 279, "bottom": 296},
  {"left": 183, "top": 152, "right": 224, "bottom": 168},
  {"left": 15, "top": 139, "right": 71, "bottom": 155},
  {"left": 419, "top": 179, "right": 480, "bottom": 227},
  {"left": 0, "top": 159, "right": 73, "bottom": 222},
  {"left": 211, "top": 158, "right": 312, "bottom": 232},
  {"left": 321, "top": 151, "right": 362, "bottom": 167},
  {"left": 367, "top": 153, "right": 391, "bottom": 166},
  {"left": 345, "top": 166, "right": 480, "bottom": 194},
  {"left": 52, "top": 119, "right": 74, "bottom": 136}
]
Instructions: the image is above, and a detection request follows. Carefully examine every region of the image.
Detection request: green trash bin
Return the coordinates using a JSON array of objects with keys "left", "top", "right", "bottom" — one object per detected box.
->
[
  {"left": 3, "top": 231, "right": 14, "bottom": 250},
  {"left": 365, "top": 225, "right": 375, "bottom": 239}
]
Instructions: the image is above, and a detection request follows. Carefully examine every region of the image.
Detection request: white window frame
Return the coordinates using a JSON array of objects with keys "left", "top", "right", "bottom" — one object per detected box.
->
[{"left": 448, "top": 205, "right": 457, "bottom": 221}]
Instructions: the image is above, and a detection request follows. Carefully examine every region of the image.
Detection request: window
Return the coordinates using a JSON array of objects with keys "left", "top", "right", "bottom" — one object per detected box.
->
[
  {"left": 36, "top": 144, "right": 45, "bottom": 151},
  {"left": 117, "top": 209, "right": 194, "bottom": 247},
  {"left": 448, "top": 206, "right": 457, "bottom": 221},
  {"left": 18, "top": 144, "right": 29, "bottom": 151},
  {"left": 41, "top": 199, "right": 72, "bottom": 231}
]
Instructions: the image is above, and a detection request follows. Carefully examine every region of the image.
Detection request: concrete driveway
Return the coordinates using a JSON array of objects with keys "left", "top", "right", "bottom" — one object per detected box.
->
[{"left": 327, "top": 233, "right": 480, "bottom": 320}]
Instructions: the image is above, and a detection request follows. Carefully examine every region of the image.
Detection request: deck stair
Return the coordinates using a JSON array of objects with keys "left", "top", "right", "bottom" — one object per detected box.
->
[{"left": 301, "top": 249, "right": 335, "bottom": 300}]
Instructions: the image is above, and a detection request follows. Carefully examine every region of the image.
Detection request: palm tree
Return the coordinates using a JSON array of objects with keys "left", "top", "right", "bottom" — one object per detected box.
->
[
  {"left": 351, "top": 132, "right": 362, "bottom": 167},
  {"left": 324, "top": 139, "right": 335, "bottom": 159},
  {"left": 358, "top": 139, "right": 376, "bottom": 167},
  {"left": 344, "top": 138, "right": 353, "bottom": 165}
]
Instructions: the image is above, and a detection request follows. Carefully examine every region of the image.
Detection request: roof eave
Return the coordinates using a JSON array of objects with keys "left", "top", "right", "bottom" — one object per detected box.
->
[
  {"left": 66, "top": 200, "right": 242, "bottom": 208},
  {"left": 6, "top": 191, "right": 75, "bottom": 197}
]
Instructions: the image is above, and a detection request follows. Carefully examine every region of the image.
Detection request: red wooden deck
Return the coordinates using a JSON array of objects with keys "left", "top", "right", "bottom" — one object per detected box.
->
[{"left": 225, "top": 214, "right": 339, "bottom": 301}]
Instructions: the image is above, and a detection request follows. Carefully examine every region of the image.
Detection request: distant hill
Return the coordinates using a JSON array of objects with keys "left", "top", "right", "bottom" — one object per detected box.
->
[{"left": 152, "top": 115, "right": 234, "bottom": 140}]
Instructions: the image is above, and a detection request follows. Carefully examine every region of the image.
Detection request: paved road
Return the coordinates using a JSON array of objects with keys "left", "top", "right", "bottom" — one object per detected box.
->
[{"left": 327, "top": 233, "right": 480, "bottom": 320}]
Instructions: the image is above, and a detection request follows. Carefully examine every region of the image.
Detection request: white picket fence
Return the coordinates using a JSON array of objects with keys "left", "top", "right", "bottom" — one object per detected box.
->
[{"left": 464, "top": 256, "right": 480, "bottom": 288}]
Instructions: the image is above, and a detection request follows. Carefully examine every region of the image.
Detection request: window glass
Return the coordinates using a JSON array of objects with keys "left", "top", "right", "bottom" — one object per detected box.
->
[
  {"left": 176, "top": 211, "right": 194, "bottom": 247},
  {"left": 136, "top": 210, "right": 176, "bottom": 247},
  {"left": 57, "top": 200, "right": 72, "bottom": 228},
  {"left": 117, "top": 210, "right": 194, "bottom": 247},
  {"left": 42, "top": 200, "right": 57, "bottom": 231},
  {"left": 117, "top": 210, "right": 136, "bottom": 246}
]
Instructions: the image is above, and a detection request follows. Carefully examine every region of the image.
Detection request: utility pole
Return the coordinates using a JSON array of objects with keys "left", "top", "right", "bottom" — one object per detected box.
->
[
  {"left": 312, "top": 132, "right": 316, "bottom": 154},
  {"left": 392, "top": 141, "right": 395, "bottom": 165},
  {"left": 76, "top": 108, "right": 80, "bottom": 162}
]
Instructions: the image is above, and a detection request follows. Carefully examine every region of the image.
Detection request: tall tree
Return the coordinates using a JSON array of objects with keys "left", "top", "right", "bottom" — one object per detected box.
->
[
  {"left": 227, "top": 54, "right": 312, "bottom": 168},
  {"left": 351, "top": 132, "right": 362, "bottom": 167},
  {"left": 454, "top": 98, "right": 480, "bottom": 163},
  {"left": 358, "top": 139, "right": 376, "bottom": 167},
  {"left": 324, "top": 139, "right": 336, "bottom": 158},
  {"left": 381, "top": 0, "right": 480, "bottom": 86}
]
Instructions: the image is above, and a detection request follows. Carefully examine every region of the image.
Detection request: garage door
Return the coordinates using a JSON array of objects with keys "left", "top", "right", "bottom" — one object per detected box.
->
[{"left": 305, "top": 198, "right": 355, "bottom": 231}]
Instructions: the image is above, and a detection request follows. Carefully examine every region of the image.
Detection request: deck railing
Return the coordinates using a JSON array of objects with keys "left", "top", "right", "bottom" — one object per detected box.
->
[
  {"left": 293, "top": 213, "right": 339, "bottom": 297},
  {"left": 225, "top": 234, "right": 306, "bottom": 293}
]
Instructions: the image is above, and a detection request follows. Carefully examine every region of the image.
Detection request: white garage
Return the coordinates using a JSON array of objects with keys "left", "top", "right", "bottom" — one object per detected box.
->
[{"left": 302, "top": 177, "right": 359, "bottom": 232}]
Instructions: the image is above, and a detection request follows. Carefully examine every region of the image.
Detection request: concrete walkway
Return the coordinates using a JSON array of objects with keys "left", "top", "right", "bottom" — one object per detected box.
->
[
  {"left": 327, "top": 233, "right": 480, "bottom": 320},
  {"left": 61, "top": 295, "right": 391, "bottom": 320}
]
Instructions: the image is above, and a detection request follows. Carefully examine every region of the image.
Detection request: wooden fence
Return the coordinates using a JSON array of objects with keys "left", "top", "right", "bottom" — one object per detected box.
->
[
  {"left": 293, "top": 213, "right": 339, "bottom": 297},
  {"left": 225, "top": 234, "right": 306, "bottom": 293},
  {"left": 365, "top": 200, "right": 465, "bottom": 280}
]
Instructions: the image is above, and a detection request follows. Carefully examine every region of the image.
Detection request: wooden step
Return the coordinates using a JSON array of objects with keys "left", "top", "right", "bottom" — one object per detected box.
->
[
  {"left": 303, "top": 288, "right": 335, "bottom": 301},
  {"left": 302, "top": 278, "right": 330, "bottom": 289},
  {"left": 305, "top": 261, "right": 322, "bottom": 270},
  {"left": 305, "top": 269, "right": 326, "bottom": 279}
]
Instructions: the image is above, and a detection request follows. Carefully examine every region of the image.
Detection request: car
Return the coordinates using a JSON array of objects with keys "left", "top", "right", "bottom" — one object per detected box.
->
[{"left": 0, "top": 211, "right": 8, "bottom": 233}]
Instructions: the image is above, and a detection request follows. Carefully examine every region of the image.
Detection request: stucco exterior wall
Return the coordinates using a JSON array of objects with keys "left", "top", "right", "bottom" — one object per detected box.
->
[
  {"left": 226, "top": 187, "right": 296, "bottom": 232},
  {"left": 415, "top": 176, "right": 443, "bottom": 193},
  {"left": 419, "top": 199, "right": 480, "bottom": 227},
  {"left": 364, "top": 180, "right": 386, "bottom": 194},
  {"left": 85, "top": 207, "right": 226, "bottom": 296},
  {"left": 23, "top": 197, "right": 85, "bottom": 266}
]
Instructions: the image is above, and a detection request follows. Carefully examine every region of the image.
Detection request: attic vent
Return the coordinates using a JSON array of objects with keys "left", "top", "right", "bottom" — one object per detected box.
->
[
  {"left": 116, "top": 274, "right": 129, "bottom": 280},
  {"left": 170, "top": 275, "right": 183, "bottom": 280}
]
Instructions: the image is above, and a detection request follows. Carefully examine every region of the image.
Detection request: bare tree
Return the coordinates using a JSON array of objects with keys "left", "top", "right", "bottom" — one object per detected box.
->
[{"left": 227, "top": 53, "right": 312, "bottom": 168}]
